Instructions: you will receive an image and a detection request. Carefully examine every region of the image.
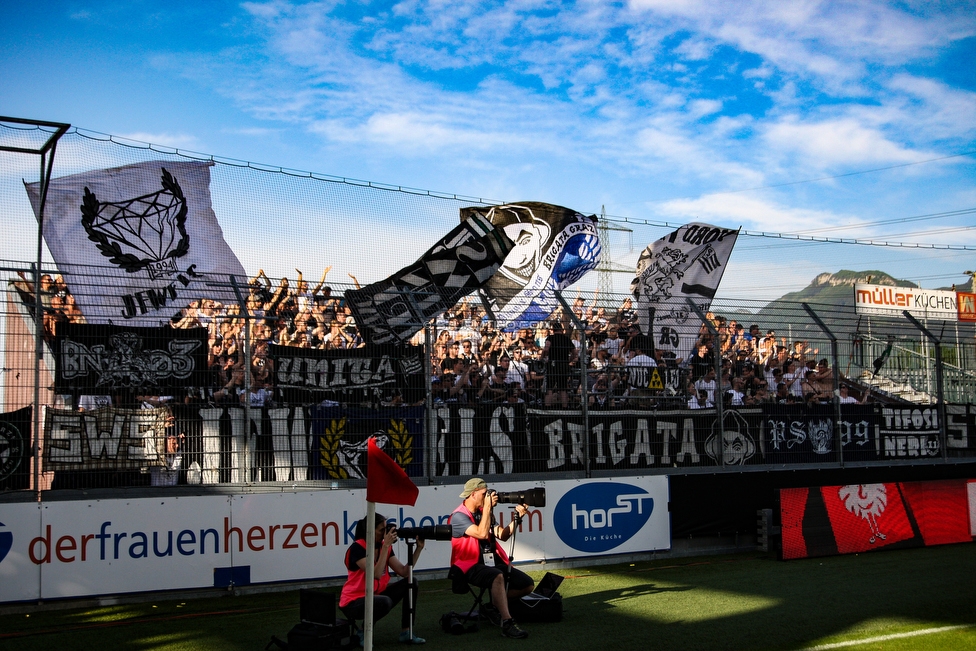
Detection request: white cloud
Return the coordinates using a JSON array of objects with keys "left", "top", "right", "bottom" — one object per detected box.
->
[
  {"left": 658, "top": 193, "right": 848, "bottom": 234},
  {"left": 762, "top": 117, "right": 932, "bottom": 167}
]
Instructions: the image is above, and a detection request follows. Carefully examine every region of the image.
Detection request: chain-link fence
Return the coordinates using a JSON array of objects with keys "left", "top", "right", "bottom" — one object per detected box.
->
[
  {"left": 3, "top": 276, "right": 975, "bottom": 494},
  {"left": 2, "top": 120, "right": 975, "bottom": 496}
]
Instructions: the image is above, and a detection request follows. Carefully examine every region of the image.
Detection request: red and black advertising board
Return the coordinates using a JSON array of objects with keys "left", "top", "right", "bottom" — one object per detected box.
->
[{"left": 780, "top": 478, "right": 975, "bottom": 560}]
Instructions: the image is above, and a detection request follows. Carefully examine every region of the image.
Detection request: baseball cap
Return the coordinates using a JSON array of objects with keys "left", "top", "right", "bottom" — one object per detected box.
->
[{"left": 459, "top": 477, "right": 488, "bottom": 498}]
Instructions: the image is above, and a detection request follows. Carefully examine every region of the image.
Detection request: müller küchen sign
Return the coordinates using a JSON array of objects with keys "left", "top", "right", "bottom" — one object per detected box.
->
[{"left": 854, "top": 283, "right": 958, "bottom": 321}]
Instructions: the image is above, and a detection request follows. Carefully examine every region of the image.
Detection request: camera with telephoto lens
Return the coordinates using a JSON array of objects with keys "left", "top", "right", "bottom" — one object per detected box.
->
[
  {"left": 487, "top": 487, "right": 546, "bottom": 507},
  {"left": 393, "top": 524, "right": 453, "bottom": 541}
]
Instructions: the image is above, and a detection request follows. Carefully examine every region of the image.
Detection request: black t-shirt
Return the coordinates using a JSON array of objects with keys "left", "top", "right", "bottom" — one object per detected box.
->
[
  {"left": 546, "top": 333, "right": 573, "bottom": 364},
  {"left": 346, "top": 540, "right": 395, "bottom": 572}
]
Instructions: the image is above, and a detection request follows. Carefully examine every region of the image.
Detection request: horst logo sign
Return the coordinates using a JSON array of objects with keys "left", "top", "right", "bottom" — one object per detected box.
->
[{"left": 553, "top": 482, "right": 654, "bottom": 552}]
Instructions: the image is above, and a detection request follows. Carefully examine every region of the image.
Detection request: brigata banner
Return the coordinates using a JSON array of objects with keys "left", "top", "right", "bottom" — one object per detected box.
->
[
  {"left": 24, "top": 161, "right": 246, "bottom": 325},
  {"left": 54, "top": 323, "right": 209, "bottom": 392},
  {"left": 528, "top": 407, "right": 765, "bottom": 471},
  {"left": 854, "top": 282, "right": 958, "bottom": 320},
  {"left": 0, "top": 476, "right": 669, "bottom": 603}
]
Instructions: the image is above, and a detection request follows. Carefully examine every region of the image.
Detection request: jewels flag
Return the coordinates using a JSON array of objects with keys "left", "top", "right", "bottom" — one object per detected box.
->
[{"left": 24, "top": 161, "right": 245, "bottom": 325}]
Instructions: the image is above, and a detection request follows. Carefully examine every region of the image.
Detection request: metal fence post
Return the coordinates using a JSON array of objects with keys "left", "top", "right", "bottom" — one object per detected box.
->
[
  {"left": 424, "top": 320, "right": 433, "bottom": 483},
  {"left": 902, "top": 311, "right": 948, "bottom": 460},
  {"left": 555, "top": 290, "right": 590, "bottom": 478},
  {"left": 0, "top": 117, "right": 72, "bottom": 501},
  {"left": 687, "top": 299, "right": 724, "bottom": 467},
  {"left": 803, "top": 303, "right": 843, "bottom": 467},
  {"left": 230, "top": 275, "right": 253, "bottom": 482}
]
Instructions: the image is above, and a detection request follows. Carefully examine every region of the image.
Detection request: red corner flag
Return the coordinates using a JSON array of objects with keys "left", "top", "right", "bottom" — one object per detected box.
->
[{"left": 366, "top": 437, "right": 419, "bottom": 506}]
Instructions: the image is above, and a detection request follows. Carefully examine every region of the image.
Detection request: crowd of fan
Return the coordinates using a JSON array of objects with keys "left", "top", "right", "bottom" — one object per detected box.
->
[{"left": 15, "top": 269, "right": 870, "bottom": 410}]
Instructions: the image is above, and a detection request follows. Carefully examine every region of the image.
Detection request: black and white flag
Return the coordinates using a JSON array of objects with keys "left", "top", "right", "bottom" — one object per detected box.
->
[
  {"left": 24, "top": 161, "right": 246, "bottom": 325},
  {"left": 630, "top": 223, "right": 738, "bottom": 362},
  {"left": 345, "top": 213, "right": 513, "bottom": 345},
  {"left": 461, "top": 202, "right": 601, "bottom": 329}
]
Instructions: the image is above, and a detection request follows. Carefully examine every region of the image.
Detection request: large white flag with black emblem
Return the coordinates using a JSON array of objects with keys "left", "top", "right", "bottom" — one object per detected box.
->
[
  {"left": 630, "top": 223, "right": 738, "bottom": 363},
  {"left": 345, "top": 214, "right": 514, "bottom": 345},
  {"left": 24, "top": 161, "right": 245, "bottom": 325},
  {"left": 460, "top": 202, "right": 601, "bottom": 330}
]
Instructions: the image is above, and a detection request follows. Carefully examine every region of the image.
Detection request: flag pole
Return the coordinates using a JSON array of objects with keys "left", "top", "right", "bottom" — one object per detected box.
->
[{"left": 364, "top": 499, "right": 376, "bottom": 651}]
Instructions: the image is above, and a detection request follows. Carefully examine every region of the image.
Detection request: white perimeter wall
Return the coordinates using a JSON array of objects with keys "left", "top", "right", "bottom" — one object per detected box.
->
[{"left": 0, "top": 476, "right": 669, "bottom": 603}]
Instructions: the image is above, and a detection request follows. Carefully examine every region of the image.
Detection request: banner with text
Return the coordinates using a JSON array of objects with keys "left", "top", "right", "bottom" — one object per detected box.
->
[
  {"left": 462, "top": 202, "right": 601, "bottom": 330},
  {"left": 631, "top": 223, "right": 738, "bottom": 363},
  {"left": 854, "top": 282, "right": 958, "bottom": 320},
  {"left": 24, "top": 161, "right": 246, "bottom": 325},
  {"left": 55, "top": 323, "right": 209, "bottom": 393},
  {"left": 0, "top": 476, "right": 669, "bottom": 603},
  {"left": 270, "top": 344, "right": 424, "bottom": 404}
]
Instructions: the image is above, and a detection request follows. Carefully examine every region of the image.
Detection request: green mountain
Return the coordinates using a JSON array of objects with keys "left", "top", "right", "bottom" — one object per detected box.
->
[{"left": 746, "top": 270, "right": 925, "bottom": 344}]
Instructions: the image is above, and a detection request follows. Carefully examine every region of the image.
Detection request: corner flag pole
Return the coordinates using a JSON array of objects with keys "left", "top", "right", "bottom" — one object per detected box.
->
[{"left": 364, "top": 499, "right": 376, "bottom": 651}]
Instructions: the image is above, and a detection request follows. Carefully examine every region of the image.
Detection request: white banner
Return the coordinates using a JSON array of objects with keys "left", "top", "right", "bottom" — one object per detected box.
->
[
  {"left": 0, "top": 476, "right": 669, "bottom": 603},
  {"left": 631, "top": 223, "right": 738, "bottom": 363},
  {"left": 24, "top": 161, "right": 246, "bottom": 325},
  {"left": 854, "top": 283, "right": 958, "bottom": 321}
]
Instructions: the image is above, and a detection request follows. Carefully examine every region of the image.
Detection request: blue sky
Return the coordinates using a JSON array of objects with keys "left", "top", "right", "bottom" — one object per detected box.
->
[{"left": 1, "top": 0, "right": 975, "bottom": 299}]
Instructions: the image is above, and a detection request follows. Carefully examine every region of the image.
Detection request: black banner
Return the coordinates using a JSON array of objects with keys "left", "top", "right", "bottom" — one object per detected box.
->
[
  {"left": 763, "top": 405, "right": 880, "bottom": 464},
  {"left": 55, "top": 322, "right": 209, "bottom": 392},
  {"left": 946, "top": 404, "right": 976, "bottom": 458},
  {"left": 431, "top": 403, "right": 530, "bottom": 476},
  {"left": 310, "top": 406, "right": 424, "bottom": 480},
  {"left": 0, "top": 407, "right": 33, "bottom": 490},
  {"left": 461, "top": 202, "right": 600, "bottom": 329},
  {"left": 270, "top": 344, "right": 424, "bottom": 404},
  {"left": 878, "top": 405, "right": 944, "bottom": 460},
  {"left": 346, "top": 214, "right": 513, "bottom": 345},
  {"left": 535, "top": 408, "right": 765, "bottom": 472}
]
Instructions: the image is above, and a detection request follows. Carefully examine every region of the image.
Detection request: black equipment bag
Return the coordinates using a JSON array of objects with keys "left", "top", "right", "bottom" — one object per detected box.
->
[
  {"left": 286, "top": 620, "right": 352, "bottom": 651},
  {"left": 508, "top": 592, "right": 563, "bottom": 623},
  {"left": 440, "top": 610, "right": 479, "bottom": 635}
]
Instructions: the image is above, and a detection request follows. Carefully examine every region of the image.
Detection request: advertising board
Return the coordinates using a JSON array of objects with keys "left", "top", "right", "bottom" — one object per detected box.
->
[
  {"left": 780, "top": 478, "right": 974, "bottom": 560},
  {"left": 0, "top": 476, "right": 669, "bottom": 603},
  {"left": 853, "top": 283, "right": 958, "bottom": 320}
]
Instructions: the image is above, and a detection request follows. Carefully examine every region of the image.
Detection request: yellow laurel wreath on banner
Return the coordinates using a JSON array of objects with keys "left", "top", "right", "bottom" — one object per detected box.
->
[
  {"left": 387, "top": 419, "right": 413, "bottom": 468},
  {"left": 319, "top": 418, "right": 349, "bottom": 479}
]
